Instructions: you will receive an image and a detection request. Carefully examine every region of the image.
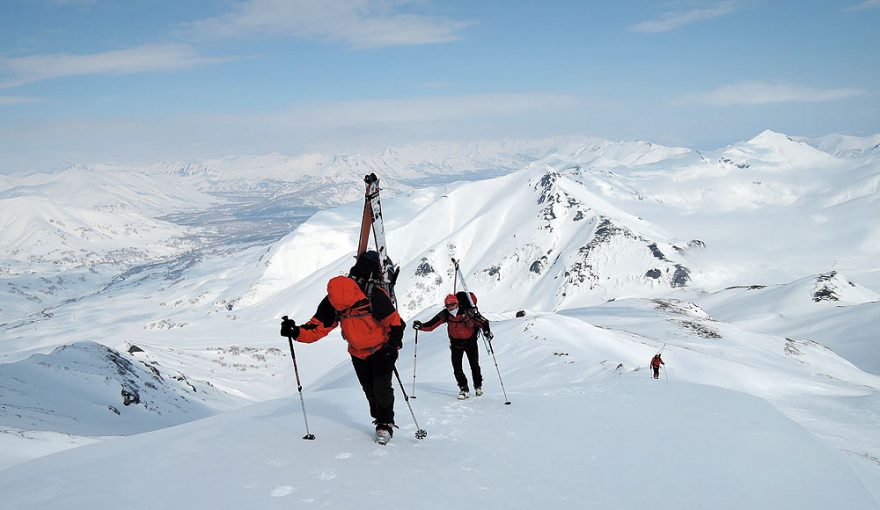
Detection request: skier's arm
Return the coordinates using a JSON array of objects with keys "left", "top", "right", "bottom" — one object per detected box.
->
[
  {"left": 417, "top": 310, "right": 449, "bottom": 332},
  {"left": 473, "top": 312, "right": 491, "bottom": 336},
  {"left": 296, "top": 297, "right": 338, "bottom": 343}
]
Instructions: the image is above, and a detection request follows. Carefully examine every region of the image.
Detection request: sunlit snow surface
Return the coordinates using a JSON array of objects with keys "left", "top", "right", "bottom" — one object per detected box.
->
[{"left": 1, "top": 133, "right": 879, "bottom": 508}]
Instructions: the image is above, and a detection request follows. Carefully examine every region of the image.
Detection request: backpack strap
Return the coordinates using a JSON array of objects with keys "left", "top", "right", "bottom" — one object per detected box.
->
[{"left": 338, "top": 298, "right": 372, "bottom": 320}]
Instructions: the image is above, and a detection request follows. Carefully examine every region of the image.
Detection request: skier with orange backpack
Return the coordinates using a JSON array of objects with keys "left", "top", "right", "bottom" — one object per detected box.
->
[
  {"left": 413, "top": 291, "right": 492, "bottom": 399},
  {"left": 281, "top": 250, "right": 405, "bottom": 443}
]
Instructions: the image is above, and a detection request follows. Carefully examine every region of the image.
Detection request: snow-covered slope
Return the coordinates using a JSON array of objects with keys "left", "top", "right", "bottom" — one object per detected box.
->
[
  {"left": 1, "top": 307, "right": 879, "bottom": 509},
  {"left": 0, "top": 341, "right": 239, "bottom": 436},
  {"left": 242, "top": 164, "right": 703, "bottom": 320},
  {"left": 695, "top": 272, "right": 880, "bottom": 375},
  {"left": 0, "top": 168, "right": 216, "bottom": 323},
  {"left": 1, "top": 131, "right": 879, "bottom": 506},
  {"left": 804, "top": 133, "right": 880, "bottom": 158}
]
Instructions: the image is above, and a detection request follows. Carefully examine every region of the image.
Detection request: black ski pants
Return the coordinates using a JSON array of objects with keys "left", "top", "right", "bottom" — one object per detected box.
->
[
  {"left": 450, "top": 339, "right": 482, "bottom": 391},
  {"left": 351, "top": 343, "right": 398, "bottom": 424}
]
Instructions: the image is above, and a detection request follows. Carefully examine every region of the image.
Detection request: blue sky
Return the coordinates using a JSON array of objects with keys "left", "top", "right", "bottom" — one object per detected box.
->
[{"left": 1, "top": 0, "right": 878, "bottom": 172}]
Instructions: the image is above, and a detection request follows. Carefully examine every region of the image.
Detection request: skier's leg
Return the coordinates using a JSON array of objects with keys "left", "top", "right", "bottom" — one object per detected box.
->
[
  {"left": 465, "top": 340, "right": 483, "bottom": 389},
  {"left": 369, "top": 346, "right": 398, "bottom": 425},
  {"left": 351, "top": 355, "right": 378, "bottom": 419},
  {"left": 450, "top": 346, "right": 469, "bottom": 391}
]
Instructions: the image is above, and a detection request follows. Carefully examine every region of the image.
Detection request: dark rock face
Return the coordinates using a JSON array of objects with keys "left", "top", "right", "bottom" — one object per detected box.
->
[
  {"left": 415, "top": 258, "right": 435, "bottom": 276},
  {"left": 812, "top": 271, "right": 845, "bottom": 302},
  {"left": 672, "top": 265, "right": 691, "bottom": 287},
  {"left": 648, "top": 243, "right": 668, "bottom": 261}
]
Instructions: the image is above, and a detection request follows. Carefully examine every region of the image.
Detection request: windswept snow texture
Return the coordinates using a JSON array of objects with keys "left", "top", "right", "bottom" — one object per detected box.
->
[{"left": 1, "top": 377, "right": 877, "bottom": 510}]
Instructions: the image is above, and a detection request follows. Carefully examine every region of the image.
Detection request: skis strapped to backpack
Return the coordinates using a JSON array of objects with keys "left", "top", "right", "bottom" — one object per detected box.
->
[
  {"left": 451, "top": 258, "right": 478, "bottom": 310},
  {"left": 451, "top": 258, "right": 512, "bottom": 405},
  {"left": 358, "top": 173, "right": 400, "bottom": 304},
  {"left": 357, "top": 174, "right": 429, "bottom": 439}
]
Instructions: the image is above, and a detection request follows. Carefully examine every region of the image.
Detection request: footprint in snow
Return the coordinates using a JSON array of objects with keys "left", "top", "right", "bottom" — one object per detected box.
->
[
  {"left": 316, "top": 469, "right": 337, "bottom": 480},
  {"left": 271, "top": 486, "right": 294, "bottom": 497}
]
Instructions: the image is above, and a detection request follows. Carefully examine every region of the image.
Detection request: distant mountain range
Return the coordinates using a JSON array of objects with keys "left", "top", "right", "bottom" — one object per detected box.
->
[{"left": 2, "top": 129, "right": 877, "bottom": 324}]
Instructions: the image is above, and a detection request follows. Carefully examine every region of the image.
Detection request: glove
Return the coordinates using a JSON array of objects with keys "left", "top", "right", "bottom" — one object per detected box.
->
[
  {"left": 485, "top": 331, "right": 494, "bottom": 340},
  {"left": 413, "top": 320, "right": 422, "bottom": 330},
  {"left": 280, "top": 316, "right": 299, "bottom": 338}
]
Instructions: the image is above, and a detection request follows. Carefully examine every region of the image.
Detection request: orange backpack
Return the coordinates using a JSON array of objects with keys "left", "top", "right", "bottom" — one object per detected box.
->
[{"left": 326, "top": 276, "right": 387, "bottom": 354}]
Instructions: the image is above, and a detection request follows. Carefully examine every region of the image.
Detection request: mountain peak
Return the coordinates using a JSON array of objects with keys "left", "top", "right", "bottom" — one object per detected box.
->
[
  {"left": 746, "top": 129, "right": 792, "bottom": 146},
  {"left": 722, "top": 129, "right": 838, "bottom": 168}
]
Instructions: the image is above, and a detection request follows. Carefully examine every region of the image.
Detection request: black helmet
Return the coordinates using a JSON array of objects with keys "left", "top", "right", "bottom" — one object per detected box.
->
[{"left": 350, "top": 250, "right": 381, "bottom": 279}]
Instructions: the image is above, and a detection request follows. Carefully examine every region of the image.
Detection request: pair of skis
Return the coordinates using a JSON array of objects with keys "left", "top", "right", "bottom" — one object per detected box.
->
[{"left": 357, "top": 173, "right": 399, "bottom": 304}]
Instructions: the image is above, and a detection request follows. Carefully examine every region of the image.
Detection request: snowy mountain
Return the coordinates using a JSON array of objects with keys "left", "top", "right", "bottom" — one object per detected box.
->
[
  {"left": 241, "top": 164, "right": 701, "bottom": 316},
  {"left": 695, "top": 272, "right": 880, "bottom": 374},
  {"left": 803, "top": 133, "right": 880, "bottom": 158},
  {"left": 0, "top": 138, "right": 608, "bottom": 324},
  {"left": 1, "top": 131, "right": 879, "bottom": 508},
  {"left": 0, "top": 341, "right": 240, "bottom": 437}
]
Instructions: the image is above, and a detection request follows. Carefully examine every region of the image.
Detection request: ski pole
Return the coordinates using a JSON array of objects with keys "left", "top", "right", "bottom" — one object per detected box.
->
[
  {"left": 411, "top": 329, "right": 419, "bottom": 398},
  {"left": 393, "top": 366, "right": 427, "bottom": 439},
  {"left": 481, "top": 333, "right": 511, "bottom": 405},
  {"left": 664, "top": 365, "right": 669, "bottom": 382},
  {"left": 283, "top": 318, "right": 315, "bottom": 440}
]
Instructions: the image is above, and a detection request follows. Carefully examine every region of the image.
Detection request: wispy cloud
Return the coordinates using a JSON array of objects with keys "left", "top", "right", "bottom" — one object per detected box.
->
[
  {"left": 843, "top": 0, "right": 880, "bottom": 11},
  {"left": 282, "top": 93, "right": 579, "bottom": 126},
  {"left": 0, "top": 93, "right": 579, "bottom": 170},
  {"left": 683, "top": 81, "right": 865, "bottom": 106},
  {"left": 187, "top": 0, "right": 472, "bottom": 49},
  {"left": 632, "top": 1, "right": 739, "bottom": 33},
  {"left": 0, "top": 95, "right": 39, "bottom": 105},
  {"left": 0, "top": 43, "right": 231, "bottom": 89}
]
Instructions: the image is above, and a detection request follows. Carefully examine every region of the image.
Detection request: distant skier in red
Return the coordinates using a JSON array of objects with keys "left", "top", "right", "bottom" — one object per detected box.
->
[
  {"left": 651, "top": 353, "right": 665, "bottom": 379},
  {"left": 413, "top": 291, "right": 492, "bottom": 399}
]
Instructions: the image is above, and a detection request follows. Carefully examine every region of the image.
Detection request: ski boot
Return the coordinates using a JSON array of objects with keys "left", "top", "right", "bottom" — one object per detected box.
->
[
  {"left": 458, "top": 388, "right": 470, "bottom": 400},
  {"left": 375, "top": 423, "right": 394, "bottom": 445},
  {"left": 475, "top": 387, "right": 483, "bottom": 397}
]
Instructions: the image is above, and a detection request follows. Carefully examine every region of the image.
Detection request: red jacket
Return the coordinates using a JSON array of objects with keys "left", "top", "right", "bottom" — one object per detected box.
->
[
  {"left": 651, "top": 355, "right": 664, "bottom": 368},
  {"left": 420, "top": 308, "right": 490, "bottom": 342},
  {"left": 297, "top": 276, "right": 404, "bottom": 359}
]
